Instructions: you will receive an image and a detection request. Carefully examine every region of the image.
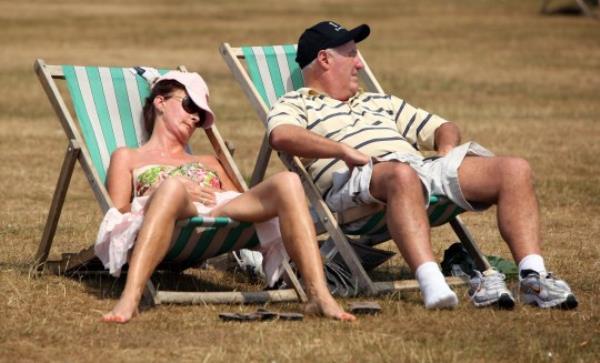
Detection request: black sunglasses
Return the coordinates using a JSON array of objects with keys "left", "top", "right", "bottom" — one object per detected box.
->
[{"left": 169, "top": 95, "right": 205, "bottom": 124}]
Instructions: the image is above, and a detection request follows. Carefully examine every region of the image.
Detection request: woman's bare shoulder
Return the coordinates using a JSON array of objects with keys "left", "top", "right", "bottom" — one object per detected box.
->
[
  {"left": 110, "top": 147, "right": 136, "bottom": 163},
  {"left": 193, "top": 154, "right": 221, "bottom": 168},
  {"left": 109, "top": 147, "right": 145, "bottom": 171}
]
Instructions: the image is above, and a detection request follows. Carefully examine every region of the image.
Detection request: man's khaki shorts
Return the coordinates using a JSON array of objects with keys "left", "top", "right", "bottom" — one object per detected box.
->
[{"left": 324, "top": 142, "right": 494, "bottom": 230}]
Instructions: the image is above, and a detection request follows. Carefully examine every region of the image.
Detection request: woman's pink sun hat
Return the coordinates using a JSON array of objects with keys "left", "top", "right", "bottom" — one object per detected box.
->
[{"left": 154, "top": 71, "right": 215, "bottom": 129}]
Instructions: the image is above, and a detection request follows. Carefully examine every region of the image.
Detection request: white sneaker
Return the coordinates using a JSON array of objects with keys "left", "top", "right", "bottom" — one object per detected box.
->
[
  {"left": 469, "top": 269, "right": 515, "bottom": 309},
  {"left": 519, "top": 270, "right": 577, "bottom": 309}
]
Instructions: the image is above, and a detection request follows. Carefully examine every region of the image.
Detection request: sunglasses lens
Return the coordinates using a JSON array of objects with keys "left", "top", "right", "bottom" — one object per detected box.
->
[
  {"left": 183, "top": 96, "right": 206, "bottom": 125},
  {"left": 182, "top": 96, "right": 200, "bottom": 115}
]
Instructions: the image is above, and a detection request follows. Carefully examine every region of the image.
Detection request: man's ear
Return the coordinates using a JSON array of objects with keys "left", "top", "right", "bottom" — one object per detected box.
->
[{"left": 316, "top": 49, "right": 330, "bottom": 70}]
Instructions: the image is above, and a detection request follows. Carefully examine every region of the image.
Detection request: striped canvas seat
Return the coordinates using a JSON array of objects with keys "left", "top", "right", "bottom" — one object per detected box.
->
[
  {"left": 60, "top": 65, "right": 258, "bottom": 268},
  {"left": 221, "top": 43, "right": 491, "bottom": 295}
]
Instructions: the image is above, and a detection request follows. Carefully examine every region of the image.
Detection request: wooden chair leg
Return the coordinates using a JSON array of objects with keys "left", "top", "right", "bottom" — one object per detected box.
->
[
  {"left": 449, "top": 216, "right": 492, "bottom": 272},
  {"left": 155, "top": 289, "right": 300, "bottom": 304},
  {"left": 576, "top": 0, "right": 599, "bottom": 17},
  {"left": 281, "top": 260, "right": 307, "bottom": 303},
  {"left": 31, "top": 140, "right": 80, "bottom": 274},
  {"left": 249, "top": 133, "right": 272, "bottom": 188},
  {"left": 141, "top": 280, "right": 159, "bottom": 307}
]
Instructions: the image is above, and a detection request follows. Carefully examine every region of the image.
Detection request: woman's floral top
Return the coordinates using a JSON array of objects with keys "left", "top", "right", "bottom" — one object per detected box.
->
[{"left": 133, "top": 162, "right": 222, "bottom": 197}]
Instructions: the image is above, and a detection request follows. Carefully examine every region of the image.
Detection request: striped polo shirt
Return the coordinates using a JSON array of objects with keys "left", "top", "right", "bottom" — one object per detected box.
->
[{"left": 267, "top": 88, "right": 448, "bottom": 193}]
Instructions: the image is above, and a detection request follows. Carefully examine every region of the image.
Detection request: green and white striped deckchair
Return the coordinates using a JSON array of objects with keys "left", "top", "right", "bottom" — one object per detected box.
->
[
  {"left": 33, "top": 59, "right": 307, "bottom": 305},
  {"left": 221, "top": 43, "right": 492, "bottom": 296}
]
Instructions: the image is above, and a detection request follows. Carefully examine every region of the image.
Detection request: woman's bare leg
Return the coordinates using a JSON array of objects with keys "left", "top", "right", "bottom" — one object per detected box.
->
[
  {"left": 211, "top": 172, "right": 355, "bottom": 321},
  {"left": 103, "top": 179, "right": 198, "bottom": 323}
]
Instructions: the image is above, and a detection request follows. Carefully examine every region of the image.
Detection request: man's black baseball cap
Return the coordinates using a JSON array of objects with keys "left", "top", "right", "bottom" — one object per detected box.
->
[{"left": 295, "top": 21, "right": 370, "bottom": 69}]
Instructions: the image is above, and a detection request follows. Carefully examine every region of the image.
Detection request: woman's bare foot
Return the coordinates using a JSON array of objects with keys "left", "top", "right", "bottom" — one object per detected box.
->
[
  {"left": 101, "top": 298, "right": 139, "bottom": 324},
  {"left": 305, "top": 295, "right": 356, "bottom": 321}
]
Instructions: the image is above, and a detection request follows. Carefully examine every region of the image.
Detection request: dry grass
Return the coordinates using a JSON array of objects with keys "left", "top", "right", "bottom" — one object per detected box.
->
[{"left": 1, "top": 0, "right": 599, "bottom": 362}]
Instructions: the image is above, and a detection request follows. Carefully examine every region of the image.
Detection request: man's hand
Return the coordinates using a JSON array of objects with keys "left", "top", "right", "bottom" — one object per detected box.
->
[
  {"left": 434, "top": 122, "right": 461, "bottom": 157},
  {"left": 339, "top": 143, "right": 370, "bottom": 169},
  {"left": 436, "top": 145, "right": 454, "bottom": 157}
]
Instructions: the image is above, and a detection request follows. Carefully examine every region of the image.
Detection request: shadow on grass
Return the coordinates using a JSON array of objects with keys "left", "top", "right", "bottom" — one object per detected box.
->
[
  {"left": 64, "top": 257, "right": 413, "bottom": 302},
  {"left": 0, "top": 262, "right": 32, "bottom": 271},
  {"left": 60, "top": 257, "right": 263, "bottom": 300},
  {"left": 369, "top": 263, "right": 414, "bottom": 282}
]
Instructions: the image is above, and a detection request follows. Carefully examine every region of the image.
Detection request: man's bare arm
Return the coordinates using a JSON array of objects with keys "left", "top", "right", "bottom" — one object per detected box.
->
[
  {"left": 270, "top": 124, "right": 369, "bottom": 168},
  {"left": 434, "top": 122, "right": 461, "bottom": 156}
]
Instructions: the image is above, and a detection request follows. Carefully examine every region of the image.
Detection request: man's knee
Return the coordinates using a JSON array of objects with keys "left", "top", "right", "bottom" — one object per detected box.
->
[
  {"left": 499, "top": 157, "right": 534, "bottom": 184},
  {"left": 386, "top": 163, "right": 420, "bottom": 188},
  {"left": 372, "top": 162, "right": 421, "bottom": 197}
]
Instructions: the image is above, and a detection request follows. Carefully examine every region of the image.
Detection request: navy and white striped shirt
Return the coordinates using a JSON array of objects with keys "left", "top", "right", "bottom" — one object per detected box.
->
[{"left": 268, "top": 88, "right": 448, "bottom": 192}]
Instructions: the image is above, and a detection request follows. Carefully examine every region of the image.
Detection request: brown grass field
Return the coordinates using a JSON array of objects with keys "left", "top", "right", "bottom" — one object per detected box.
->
[{"left": 1, "top": 0, "right": 599, "bottom": 361}]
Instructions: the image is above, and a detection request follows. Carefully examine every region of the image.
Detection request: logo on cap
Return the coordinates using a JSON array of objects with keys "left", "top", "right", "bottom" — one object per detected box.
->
[{"left": 328, "top": 21, "right": 344, "bottom": 31}]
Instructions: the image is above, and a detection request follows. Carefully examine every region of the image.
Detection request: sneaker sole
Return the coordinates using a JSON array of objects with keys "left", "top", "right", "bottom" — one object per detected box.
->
[
  {"left": 497, "top": 293, "right": 516, "bottom": 310},
  {"left": 521, "top": 293, "right": 578, "bottom": 309},
  {"left": 471, "top": 293, "right": 515, "bottom": 309},
  {"left": 560, "top": 295, "right": 578, "bottom": 310}
]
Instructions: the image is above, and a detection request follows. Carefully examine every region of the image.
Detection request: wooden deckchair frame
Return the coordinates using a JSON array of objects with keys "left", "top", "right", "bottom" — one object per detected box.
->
[
  {"left": 220, "top": 43, "right": 492, "bottom": 296},
  {"left": 32, "top": 59, "right": 307, "bottom": 305},
  {"left": 540, "top": 0, "right": 599, "bottom": 18}
]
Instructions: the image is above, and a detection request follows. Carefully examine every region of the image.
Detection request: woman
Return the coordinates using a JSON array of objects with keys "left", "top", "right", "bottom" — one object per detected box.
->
[{"left": 96, "top": 70, "right": 355, "bottom": 323}]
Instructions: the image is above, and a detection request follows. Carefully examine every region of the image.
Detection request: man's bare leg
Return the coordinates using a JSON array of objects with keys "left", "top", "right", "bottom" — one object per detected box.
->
[
  {"left": 457, "top": 155, "right": 578, "bottom": 308},
  {"left": 458, "top": 156, "right": 541, "bottom": 263},
  {"left": 370, "top": 162, "right": 457, "bottom": 308}
]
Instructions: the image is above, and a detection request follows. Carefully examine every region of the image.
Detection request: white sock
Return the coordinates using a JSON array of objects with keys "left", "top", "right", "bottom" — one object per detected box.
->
[
  {"left": 518, "top": 254, "right": 546, "bottom": 276},
  {"left": 415, "top": 261, "right": 458, "bottom": 309}
]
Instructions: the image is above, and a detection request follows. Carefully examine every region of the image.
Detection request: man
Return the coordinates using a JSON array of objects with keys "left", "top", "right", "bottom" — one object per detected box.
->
[{"left": 267, "top": 20, "right": 577, "bottom": 310}]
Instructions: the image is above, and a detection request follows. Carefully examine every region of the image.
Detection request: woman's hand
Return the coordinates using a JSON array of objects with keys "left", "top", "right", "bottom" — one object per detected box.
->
[{"left": 173, "top": 176, "right": 218, "bottom": 206}]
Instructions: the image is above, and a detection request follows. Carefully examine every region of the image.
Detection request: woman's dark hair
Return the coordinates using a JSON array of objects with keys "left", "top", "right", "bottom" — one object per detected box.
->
[{"left": 142, "top": 79, "right": 185, "bottom": 134}]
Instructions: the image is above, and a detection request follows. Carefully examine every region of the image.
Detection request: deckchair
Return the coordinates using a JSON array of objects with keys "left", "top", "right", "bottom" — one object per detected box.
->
[
  {"left": 540, "top": 0, "right": 599, "bottom": 18},
  {"left": 32, "top": 59, "right": 307, "bottom": 305},
  {"left": 220, "top": 43, "right": 492, "bottom": 296}
]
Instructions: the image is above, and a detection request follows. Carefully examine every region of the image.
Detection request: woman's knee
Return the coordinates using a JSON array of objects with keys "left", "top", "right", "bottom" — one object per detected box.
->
[
  {"left": 272, "top": 171, "right": 303, "bottom": 193},
  {"left": 152, "top": 178, "right": 189, "bottom": 203},
  {"left": 267, "top": 172, "right": 307, "bottom": 205},
  {"left": 146, "top": 178, "right": 196, "bottom": 218}
]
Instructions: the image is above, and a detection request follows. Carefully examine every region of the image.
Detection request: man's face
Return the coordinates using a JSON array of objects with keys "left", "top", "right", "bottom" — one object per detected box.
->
[{"left": 327, "top": 41, "right": 364, "bottom": 100}]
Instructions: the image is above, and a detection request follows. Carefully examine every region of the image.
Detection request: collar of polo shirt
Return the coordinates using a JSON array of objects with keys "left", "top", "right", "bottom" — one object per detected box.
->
[{"left": 304, "top": 87, "right": 366, "bottom": 100}]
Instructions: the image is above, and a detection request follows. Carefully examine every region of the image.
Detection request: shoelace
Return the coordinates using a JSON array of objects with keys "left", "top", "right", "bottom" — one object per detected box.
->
[
  {"left": 536, "top": 272, "right": 566, "bottom": 290},
  {"left": 484, "top": 272, "right": 507, "bottom": 289},
  {"left": 522, "top": 271, "right": 557, "bottom": 285}
]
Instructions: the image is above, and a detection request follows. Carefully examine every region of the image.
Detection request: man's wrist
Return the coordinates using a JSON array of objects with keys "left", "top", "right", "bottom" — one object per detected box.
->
[
  {"left": 437, "top": 144, "right": 455, "bottom": 156},
  {"left": 335, "top": 142, "right": 349, "bottom": 159}
]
